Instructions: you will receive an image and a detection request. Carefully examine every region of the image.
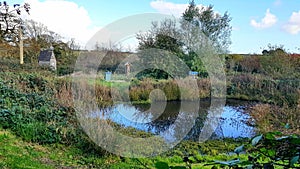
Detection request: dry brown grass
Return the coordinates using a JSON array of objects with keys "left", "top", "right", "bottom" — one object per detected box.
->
[
  {"left": 128, "top": 78, "right": 211, "bottom": 102},
  {"left": 129, "top": 79, "right": 154, "bottom": 101},
  {"left": 250, "top": 103, "right": 300, "bottom": 135},
  {"left": 54, "top": 76, "right": 213, "bottom": 107},
  {"left": 55, "top": 78, "right": 74, "bottom": 108}
]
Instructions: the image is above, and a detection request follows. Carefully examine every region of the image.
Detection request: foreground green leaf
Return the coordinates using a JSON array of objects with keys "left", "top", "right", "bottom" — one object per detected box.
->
[
  {"left": 290, "top": 155, "right": 299, "bottom": 167},
  {"left": 251, "top": 134, "right": 262, "bottom": 146}
]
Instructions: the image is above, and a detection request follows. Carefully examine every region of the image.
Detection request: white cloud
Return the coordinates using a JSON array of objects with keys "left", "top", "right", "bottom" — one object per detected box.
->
[
  {"left": 250, "top": 9, "right": 277, "bottom": 29},
  {"left": 23, "top": 0, "right": 98, "bottom": 45},
  {"left": 283, "top": 11, "right": 300, "bottom": 35},
  {"left": 150, "top": 0, "right": 188, "bottom": 16},
  {"left": 150, "top": 0, "right": 205, "bottom": 17}
]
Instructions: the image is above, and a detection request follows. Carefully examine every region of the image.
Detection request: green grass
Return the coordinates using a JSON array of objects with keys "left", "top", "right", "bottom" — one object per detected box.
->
[
  {"left": 94, "top": 78, "right": 130, "bottom": 87},
  {"left": 0, "top": 129, "right": 115, "bottom": 168},
  {"left": 0, "top": 128, "right": 253, "bottom": 169},
  {"left": 0, "top": 130, "right": 53, "bottom": 169}
]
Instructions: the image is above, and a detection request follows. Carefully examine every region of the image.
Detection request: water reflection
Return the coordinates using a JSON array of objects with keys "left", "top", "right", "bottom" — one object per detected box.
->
[{"left": 96, "top": 100, "right": 256, "bottom": 141}]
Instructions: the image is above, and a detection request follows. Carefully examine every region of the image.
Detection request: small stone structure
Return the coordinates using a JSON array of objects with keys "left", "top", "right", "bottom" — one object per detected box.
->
[{"left": 38, "top": 47, "right": 56, "bottom": 70}]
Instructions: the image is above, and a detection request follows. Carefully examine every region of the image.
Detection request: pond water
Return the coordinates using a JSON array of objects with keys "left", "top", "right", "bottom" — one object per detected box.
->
[{"left": 95, "top": 100, "right": 256, "bottom": 141}]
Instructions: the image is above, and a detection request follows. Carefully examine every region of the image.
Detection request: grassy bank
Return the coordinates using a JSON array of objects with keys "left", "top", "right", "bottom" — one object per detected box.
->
[{"left": 1, "top": 128, "right": 250, "bottom": 169}]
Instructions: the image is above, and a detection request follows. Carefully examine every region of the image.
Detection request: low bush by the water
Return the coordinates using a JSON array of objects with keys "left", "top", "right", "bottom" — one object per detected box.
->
[
  {"left": 249, "top": 103, "right": 300, "bottom": 135},
  {"left": 128, "top": 78, "right": 211, "bottom": 102},
  {"left": 227, "top": 73, "right": 300, "bottom": 106}
]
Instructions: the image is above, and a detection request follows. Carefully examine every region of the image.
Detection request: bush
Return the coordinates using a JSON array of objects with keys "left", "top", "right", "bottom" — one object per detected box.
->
[
  {"left": 128, "top": 78, "right": 210, "bottom": 102},
  {"left": 249, "top": 103, "right": 300, "bottom": 135},
  {"left": 0, "top": 74, "right": 88, "bottom": 146},
  {"left": 227, "top": 74, "right": 299, "bottom": 106}
]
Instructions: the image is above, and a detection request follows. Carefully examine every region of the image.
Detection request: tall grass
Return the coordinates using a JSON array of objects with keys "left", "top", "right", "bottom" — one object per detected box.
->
[
  {"left": 128, "top": 78, "right": 211, "bottom": 102},
  {"left": 249, "top": 103, "right": 300, "bottom": 135},
  {"left": 227, "top": 73, "right": 299, "bottom": 106}
]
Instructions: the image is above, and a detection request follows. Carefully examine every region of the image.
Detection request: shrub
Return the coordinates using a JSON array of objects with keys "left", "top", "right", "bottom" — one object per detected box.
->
[
  {"left": 249, "top": 103, "right": 300, "bottom": 135},
  {"left": 245, "top": 56, "right": 261, "bottom": 73},
  {"left": 0, "top": 74, "right": 89, "bottom": 146},
  {"left": 227, "top": 74, "right": 299, "bottom": 106}
]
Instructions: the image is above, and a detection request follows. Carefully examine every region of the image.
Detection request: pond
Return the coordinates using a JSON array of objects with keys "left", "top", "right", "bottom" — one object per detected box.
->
[{"left": 93, "top": 100, "right": 256, "bottom": 141}]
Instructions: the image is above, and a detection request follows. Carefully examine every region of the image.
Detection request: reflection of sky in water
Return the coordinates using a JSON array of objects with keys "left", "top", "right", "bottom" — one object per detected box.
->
[
  {"left": 215, "top": 106, "right": 255, "bottom": 138},
  {"left": 96, "top": 105, "right": 157, "bottom": 133},
  {"left": 96, "top": 103, "right": 255, "bottom": 141},
  {"left": 114, "top": 104, "right": 154, "bottom": 123}
]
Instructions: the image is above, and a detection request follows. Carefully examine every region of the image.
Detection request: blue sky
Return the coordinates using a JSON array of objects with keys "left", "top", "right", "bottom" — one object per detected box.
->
[{"left": 12, "top": 0, "right": 300, "bottom": 54}]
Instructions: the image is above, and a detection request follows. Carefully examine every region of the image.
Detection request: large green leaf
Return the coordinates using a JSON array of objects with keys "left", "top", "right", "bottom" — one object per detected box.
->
[
  {"left": 284, "top": 123, "right": 290, "bottom": 129},
  {"left": 155, "top": 162, "right": 169, "bottom": 169},
  {"left": 245, "top": 165, "right": 254, "bottom": 169},
  {"left": 265, "top": 132, "right": 276, "bottom": 140},
  {"left": 267, "top": 149, "right": 276, "bottom": 157},
  {"left": 214, "top": 159, "right": 240, "bottom": 166},
  {"left": 290, "top": 156, "right": 299, "bottom": 167},
  {"left": 234, "top": 145, "right": 244, "bottom": 155},
  {"left": 251, "top": 134, "right": 262, "bottom": 146}
]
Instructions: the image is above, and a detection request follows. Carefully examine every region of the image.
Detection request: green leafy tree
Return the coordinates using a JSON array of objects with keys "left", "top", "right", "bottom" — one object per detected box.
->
[
  {"left": 182, "top": 0, "right": 232, "bottom": 52},
  {"left": 181, "top": 0, "right": 231, "bottom": 76},
  {"left": 51, "top": 38, "right": 81, "bottom": 75},
  {"left": 137, "top": 19, "right": 183, "bottom": 53},
  {"left": 136, "top": 19, "right": 185, "bottom": 79},
  {"left": 136, "top": 1, "right": 232, "bottom": 79}
]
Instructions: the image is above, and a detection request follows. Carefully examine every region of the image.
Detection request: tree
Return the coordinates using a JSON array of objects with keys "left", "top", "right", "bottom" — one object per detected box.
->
[
  {"left": 261, "top": 44, "right": 287, "bottom": 56},
  {"left": 24, "top": 19, "right": 65, "bottom": 48},
  {"left": 25, "top": 19, "right": 49, "bottom": 43},
  {"left": 22, "top": 20, "right": 48, "bottom": 62},
  {"left": 182, "top": 0, "right": 232, "bottom": 53},
  {"left": 136, "top": 1, "right": 232, "bottom": 79},
  {"left": 180, "top": 0, "right": 231, "bottom": 76},
  {"left": 136, "top": 19, "right": 185, "bottom": 79},
  {"left": 0, "top": 1, "right": 30, "bottom": 42},
  {"left": 182, "top": 0, "right": 199, "bottom": 25},
  {"left": 137, "top": 19, "right": 183, "bottom": 54},
  {"left": 22, "top": 20, "right": 59, "bottom": 63}
]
